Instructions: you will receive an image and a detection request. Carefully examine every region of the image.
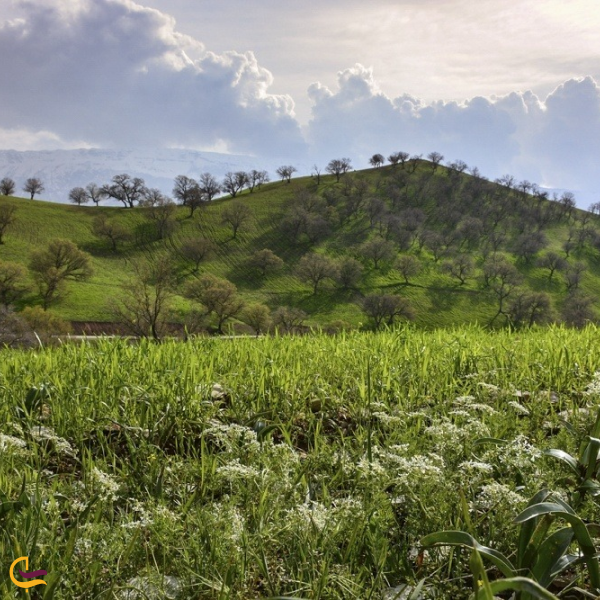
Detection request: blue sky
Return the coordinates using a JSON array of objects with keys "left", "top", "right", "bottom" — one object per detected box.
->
[{"left": 1, "top": 0, "right": 600, "bottom": 202}]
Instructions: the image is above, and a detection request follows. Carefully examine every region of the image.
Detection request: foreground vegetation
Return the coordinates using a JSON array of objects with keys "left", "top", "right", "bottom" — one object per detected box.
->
[{"left": 3, "top": 326, "right": 600, "bottom": 598}]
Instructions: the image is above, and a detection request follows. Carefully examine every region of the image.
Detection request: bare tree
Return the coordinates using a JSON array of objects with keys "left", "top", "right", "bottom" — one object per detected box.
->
[
  {"left": 536, "top": 251, "right": 567, "bottom": 281},
  {"left": 0, "top": 204, "right": 16, "bottom": 244},
  {"left": 29, "top": 239, "right": 93, "bottom": 308},
  {"left": 276, "top": 165, "right": 297, "bottom": 184},
  {"left": 427, "top": 152, "right": 444, "bottom": 171},
  {"left": 406, "top": 155, "right": 422, "bottom": 174},
  {"left": 221, "top": 201, "right": 252, "bottom": 239},
  {"left": 242, "top": 303, "right": 271, "bottom": 336},
  {"left": 102, "top": 174, "right": 147, "bottom": 208},
  {"left": 69, "top": 186, "right": 89, "bottom": 206},
  {"left": 0, "top": 261, "right": 28, "bottom": 306},
  {"left": 0, "top": 177, "right": 15, "bottom": 196},
  {"left": 172, "top": 175, "right": 199, "bottom": 210},
  {"left": 295, "top": 253, "right": 338, "bottom": 294},
  {"left": 483, "top": 257, "right": 522, "bottom": 322},
  {"left": 85, "top": 183, "right": 105, "bottom": 206},
  {"left": 507, "top": 290, "right": 553, "bottom": 328},
  {"left": 248, "top": 169, "right": 270, "bottom": 193},
  {"left": 311, "top": 165, "right": 322, "bottom": 185},
  {"left": 335, "top": 257, "right": 363, "bottom": 289},
  {"left": 180, "top": 238, "right": 215, "bottom": 272},
  {"left": 389, "top": 151, "right": 409, "bottom": 168},
  {"left": 447, "top": 159, "right": 468, "bottom": 174},
  {"left": 199, "top": 172, "right": 221, "bottom": 201},
  {"left": 23, "top": 177, "right": 45, "bottom": 200},
  {"left": 325, "top": 158, "right": 352, "bottom": 182},
  {"left": 91, "top": 214, "right": 130, "bottom": 252},
  {"left": 359, "top": 237, "right": 395, "bottom": 269},
  {"left": 561, "top": 293, "right": 596, "bottom": 327},
  {"left": 361, "top": 294, "right": 414, "bottom": 329},
  {"left": 185, "top": 274, "right": 244, "bottom": 333},
  {"left": 272, "top": 306, "right": 307, "bottom": 333},
  {"left": 222, "top": 171, "right": 249, "bottom": 197},
  {"left": 442, "top": 254, "right": 474, "bottom": 285},
  {"left": 564, "top": 261, "right": 586, "bottom": 292},
  {"left": 140, "top": 189, "right": 177, "bottom": 239},
  {"left": 369, "top": 153, "right": 385, "bottom": 168},
  {"left": 249, "top": 248, "right": 284, "bottom": 276},
  {"left": 395, "top": 255, "right": 422, "bottom": 284},
  {"left": 112, "top": 255, "right": 175, "bottom": 341}
]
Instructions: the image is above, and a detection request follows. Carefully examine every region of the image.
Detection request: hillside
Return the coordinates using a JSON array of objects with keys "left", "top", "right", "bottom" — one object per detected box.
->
[{"left": 0, "top": 159, "right": 598, "bottom": 332}]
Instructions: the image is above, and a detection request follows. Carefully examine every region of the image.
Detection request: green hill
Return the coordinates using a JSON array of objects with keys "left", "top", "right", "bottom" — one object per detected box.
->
[{"left": 0, "top": 159, "right": 597, "bottom": 331}]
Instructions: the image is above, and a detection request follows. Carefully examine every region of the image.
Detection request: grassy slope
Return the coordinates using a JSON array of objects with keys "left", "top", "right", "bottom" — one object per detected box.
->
[{"left": 0, "top": 163, "right": 598, "bottom": 328}]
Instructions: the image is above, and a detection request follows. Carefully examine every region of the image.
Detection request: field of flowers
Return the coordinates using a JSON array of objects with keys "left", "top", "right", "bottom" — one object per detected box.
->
[{"left": 2, "top": 326, "right": 600, "bottom": 599}]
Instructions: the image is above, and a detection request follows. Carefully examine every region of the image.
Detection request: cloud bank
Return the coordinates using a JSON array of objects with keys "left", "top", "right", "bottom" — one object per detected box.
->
[
  {"left": 307, "top": 65, "right": 600, "bottom": 200},
  {"left": 0, "top": 0, "right": 306, "bottom": 157}
]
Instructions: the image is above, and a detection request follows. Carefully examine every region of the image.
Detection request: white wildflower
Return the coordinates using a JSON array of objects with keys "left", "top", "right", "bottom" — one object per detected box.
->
[
  {"left": 91, "top": 467, "right": 120, "bottom": 501},
  {"left": 0, "top": 433, "right": 27, "bottom": 450},
  {"left": 507, "top": 401, "right": 530, "bottom": 416}
]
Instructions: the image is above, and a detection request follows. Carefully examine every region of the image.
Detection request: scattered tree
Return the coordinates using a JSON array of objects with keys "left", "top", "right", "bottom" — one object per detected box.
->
[
  {"left": 0, "top": 204, "right": 16, "bottom": 244},
  {"left": 395, "top": 255, "right": 422, "bottom": 284},
  {"left": 91, "top": 214, "right": 131, "bottom": 252},
  {"left": 23, "top": 177, "right": 44, "bottom": 200},
  {"left": 221, "top": 201, "right": 253, "bottom": 239},
  {"left": 111, "top": 255, "right": 175, "bottom": 341},
  {"left": 335, "top": 257, "right": 363, "bottom": 289},
  {"left": 102, "top": 174, "right": 147, "bottom": 208},
  {"left": 483, "top": 257, "right": 522, "bottom": 322},
  {"left": 180, "top": 238, "right": 215, "bottom": 272},
  {"left": 185, "top": 274, "right": 244, "bottom": 333},
  {"left": 359, "top": 237, "right": 395, "bottom": 269},
  {"left": 199, "top": 172, "right": 221, "bottom": 201},
  {"left": 295, "top": 253, "right": 338, "bottom": 294},
  {"left": 325, "top": 158, "right": 352, "bottom": 182},
  {"left": 272, "top": 306, "right": 307, "bottom": 333},
  {"left": 69, "top": 186, "right": 89, "bottom": 206},
  {"left": 248, "top": 169, "right": 269, "bottom": 192},
  {"left": 29, "top": 239, "right": 93, "bottom": 308},
  {"left": 249, "top": 248, "right": 284, "bottom": 277},
  {"left": 361, "top": 294, "right": 414, "bottom": 329},
  {"left": 140, "top": 189, "right": 177, "bottom": 239},
  {"left": 427, "top": 152, "right": 444, "bottom": 171},
  {"left": 369, "top": 153, "right": 385, "bottom": 168},
  {"left": 242, "top": 303, "right": 271, "bottom": 335},
  {"left": 311, "top": 165, "right": 322, "bottom": 185},
  {"left": 222, "top": 171, "right": 249, "bottom": 198},
  {"left": 276, "top": 165, "right": 297, "bottom": 184},
  {"left": 537, "top": 251, "right": 567, "bottom": 281},
  {"left": 85, "top": 183, "right": 105, "bottom": 206},
  {"left": 561, "top": 293, "right": 596, "bottom": 327},
  {"left": 507, "top": 290, "right": 553, "bottom": 328},
  {"left": 0, "top": 261, "right": 28, "bottom": 306},
  {"left": 564, "top": 261, "right": 586, "bottom": 292},
  {"left": 388, "top": 152, "right": 409, "bottom": 167},
  {"left": 172, "top": 175, "right": 200, "bottom": 209},
  {"left": 442, "top": 254, "right": 474, "bottom": 285},
  {"left": 0, "top": 177, "right": 16, "bottom": 196}
]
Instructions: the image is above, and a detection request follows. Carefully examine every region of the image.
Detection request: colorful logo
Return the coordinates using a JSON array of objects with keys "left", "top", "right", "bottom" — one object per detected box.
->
[{"left": 9, "top": 556, "right": 47, "bottom": 591}]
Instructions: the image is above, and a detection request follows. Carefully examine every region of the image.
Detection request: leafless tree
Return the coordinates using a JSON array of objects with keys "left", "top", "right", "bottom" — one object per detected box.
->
[
  {"left": 442, "top": 254, "right": 474, "bottom": 285},
  {"left": 507, "top": 290, "right": 553, "bottom": 328},
  {"left": 23, "top": 177, "right": 45, "bottom": 200},
  {"left": 199, "top": 172, "right": 221, "bottom": 201},
  {"left": 335, "top": 257, "right": 363, "bottom": 289},
  {"left": 249, "top": 248, "right": 284, "bottom": 276},
  {"left": 272, "top": 306, "right": 307, "bottom": 333},
  {"left": 325, "top": 158, "right": 352, "bottom": 182},
  {"left": 248, "top": 169, "right": 270, "bottom": 192},
  {"left": 276, "top": 165, "right": 297, "bottom": 184},
  {"left": 221, "top": 201, "right": 252, "bottom": 239},
  {"left": 395, "top": 255, "right": 422, "bottom": 284},
  {"left": 295, "top": 253, "right": 338, "bottom": 294},
  {"left": 561, "top": 293, "right": 596, "bottom": 327},
  {"left": 140, "top": 189, "right": 177, "bottom": 239},
  {"left": 447, "top": 159, "right": 468, "bottom": 174},
  {"left": 0, "top": 204, "right": 16, "bottom": 244},
  {"left": 564, "top": 261, "right": 586, "bottom": 292},
  {"left": 388, "top": 152, "right": 409, "bottom": 167},
  {"left": 112, "top": 255, "right": 175, "bottom": 341},
  {"left": 427, "top": 152, "right": 444, "bottom": 171},
  {"left": 483, "top": 257, "right": 522, "bottom": 322},
  {"left": 0, "top": 261, "right": 28, "bottom": 306},
  {"left": 361, "top": 294, "right": 414, "bottom": 329},
  {"left": 185, "top": 274, "right": 244, "bottom": 334},
  {"left": 222, "top": 171, "right": 249, "bottom": 197},
  {"left": 91, "top": 214, "right": 131, "bottom": 252},
  {"left": 406, "top": 155, "right": 422, "bottom": 174},
  {"left": 0, "top": 177, "right": 15, "bottom": 196},
  {"left": 29, "top": 239, "right": 93, "bottom": 308},
  {"left": 536, "top": 251, "right": 567, "bottom": 281},
  {"left": 85, "top": 183, "right": 105, "bottom": 206},
  {"left": 311, "top": 164, "right": 322, "bottom": 185},
  {"left": 102, "top": 174, "right": 147, "bottom": 208},
  {"left": 180, "top": 238, "right": 215, "bottom": 272},
  {"left": 359, "top": 237, "right": 395, "bottom": 269},
  {"left": 242, "top": 303, "right": 271, "bottom": 335},
  {"left": 69, "top": 186, "right": 89, "bottom": 206},
  {"left": 172, "top": 175, "right": 199, "bottom": 209}
]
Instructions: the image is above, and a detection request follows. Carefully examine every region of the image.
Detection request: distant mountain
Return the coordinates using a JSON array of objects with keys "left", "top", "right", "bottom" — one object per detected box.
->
[{"left": 0, "top": 148, "right": 296, "bottom": 204}]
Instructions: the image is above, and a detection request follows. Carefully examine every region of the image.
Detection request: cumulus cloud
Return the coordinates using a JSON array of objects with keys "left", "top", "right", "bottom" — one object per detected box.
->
[
  {"left": 0, "top": 0, "right": 306, "bottom": 157},
  {"left": 307, "top": 64, "right": 600, "bottom": 202}
]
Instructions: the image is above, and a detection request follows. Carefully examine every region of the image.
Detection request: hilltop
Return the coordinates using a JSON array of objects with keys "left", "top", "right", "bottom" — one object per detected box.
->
[{"left": 0, "top": 158, "right": 598, "bottom": 334}]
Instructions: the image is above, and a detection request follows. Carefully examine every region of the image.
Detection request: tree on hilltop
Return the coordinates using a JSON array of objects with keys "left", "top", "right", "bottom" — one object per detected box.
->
[
  {"left": 325, "top": 158, "right": 352, "bottom": 182},
  {"left": 23, "top": 177, "right": 44, "bottom": 200},
  {"left": 276, "top": 165, "right": 297, "bottom": 184},
  {"left": 0, "top": 177, "right": 15, "bottom": 196},
  {"left": 102, "top": 174, "right": 147, "bottom": 208}
]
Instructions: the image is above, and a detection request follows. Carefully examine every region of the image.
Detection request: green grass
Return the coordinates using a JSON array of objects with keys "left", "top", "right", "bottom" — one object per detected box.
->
[
  {"left": 2, "top": 326, "right": 600, "bottom": 598},
  {"left": 1, "top": 163, "right": 599, "bottom": 329}
]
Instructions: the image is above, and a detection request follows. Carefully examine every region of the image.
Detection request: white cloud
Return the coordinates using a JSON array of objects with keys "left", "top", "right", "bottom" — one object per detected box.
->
[
  {"left": 307, "top": 64, "right": 600, "bottom": 202},
  {"left": 0, "top": 0, "right": 306, "bottom": 157}
]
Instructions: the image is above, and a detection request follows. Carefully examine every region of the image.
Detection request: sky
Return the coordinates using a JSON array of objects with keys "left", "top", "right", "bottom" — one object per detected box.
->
[{"left": 1, "top": 0, "right": 600, "bottom": 203}]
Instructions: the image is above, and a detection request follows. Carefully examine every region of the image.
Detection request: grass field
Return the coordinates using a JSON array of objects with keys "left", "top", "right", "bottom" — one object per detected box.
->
[
  {"left": 2, "top": 326, "right": 600, "bottom": 598},
  {"left": 1, "top": 163, "right": 599, "bottom": 330}
]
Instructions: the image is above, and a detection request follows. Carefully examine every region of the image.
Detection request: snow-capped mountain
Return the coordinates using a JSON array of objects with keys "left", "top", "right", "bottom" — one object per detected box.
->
[{"left": 0, "top": 148, "right": 301, "bottom": 204}]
